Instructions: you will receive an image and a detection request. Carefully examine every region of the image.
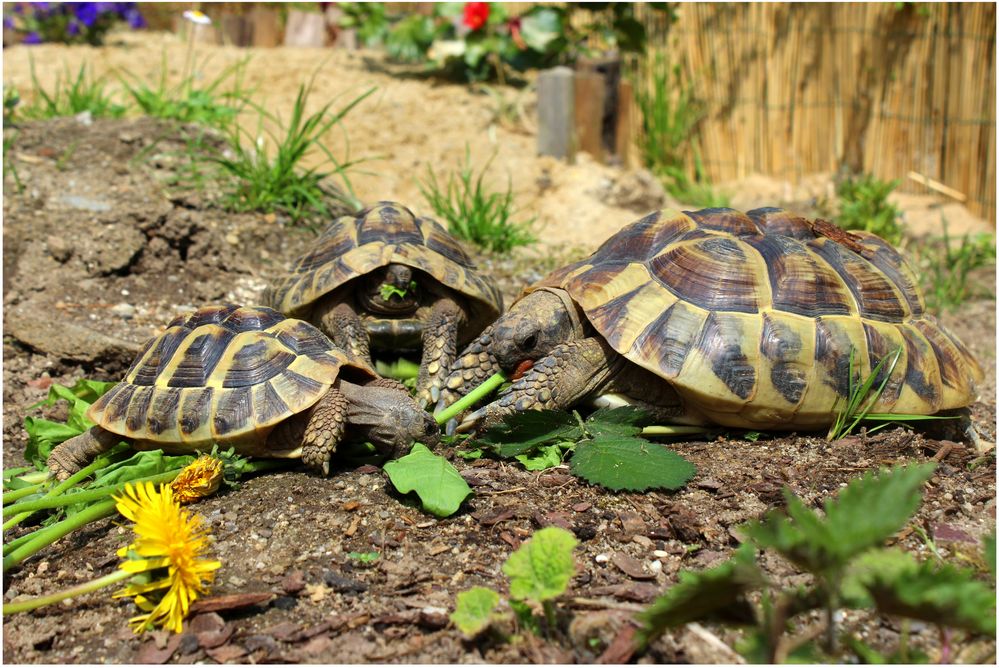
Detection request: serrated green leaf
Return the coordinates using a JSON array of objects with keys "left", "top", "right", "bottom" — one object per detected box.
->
[
  {"left": 518, "top": 7, "right": 563, "bottom": 52},
  {"left": 851, "top": 548, "right": 996, "bottom": 634},
  {"left": 451, "top": 586, "right": 500, "bottom": 637},
  {"left": 744, "top": 464, "right": 934, "bottom": 576},
  {"left": 476, "top": 410, "right": 582, "bottom": 457},
  {"left": 383, "top": 443, "right": 473, "bottom": 517},
  {"left": 637, "top": 544, "right": 762, "bottom": 645},
  {"left": 455, "top": 447, "right": 483, "bottom": 460},
  {"left": 23, "top": 417, "right": 85, "bottom": 466},
  {"left": 583, "top": 406, "right": 649, "bottom": 437},
  {"left": 515, "top": 443, "right": 564, "bottom": 471},
  {"left": 569, "top": 436, "right": 696, "bottom": 491},
  {"left": 502, "top": 526, "right": 578, "bottom": 604}
]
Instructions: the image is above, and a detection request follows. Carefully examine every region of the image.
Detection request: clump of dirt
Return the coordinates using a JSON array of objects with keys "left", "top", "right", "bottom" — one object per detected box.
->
[{"left": 2, "top": 115, "right": 995, "bottom": 665}]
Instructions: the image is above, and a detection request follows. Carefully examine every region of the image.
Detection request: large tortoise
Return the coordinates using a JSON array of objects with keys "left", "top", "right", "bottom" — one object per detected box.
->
[
  {"left": 435, "top": 207, "right": 983, "bottom": 433},
  {"left": 48, "top": 304, "right": 439, "bottom": 480},
  {"left": 265, "top": 202, "right": 503, "bottom": 407}
]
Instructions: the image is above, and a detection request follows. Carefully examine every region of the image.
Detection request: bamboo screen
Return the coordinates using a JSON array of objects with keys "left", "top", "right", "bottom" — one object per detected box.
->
[{"left": 631, "top": 3, "right": 996, "bottom": 222}]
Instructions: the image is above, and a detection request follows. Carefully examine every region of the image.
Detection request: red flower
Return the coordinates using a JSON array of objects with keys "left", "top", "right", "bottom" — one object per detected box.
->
[{"left": 462, "top": 2, "right": 490, "bottom": 31}]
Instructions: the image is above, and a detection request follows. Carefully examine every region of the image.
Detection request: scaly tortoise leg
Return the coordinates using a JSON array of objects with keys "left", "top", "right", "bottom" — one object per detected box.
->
[
  {"left": 47, "top": 426, "right": 123, "bottom": 481},
  {"left": 457, "top": 337, "right": 619, "bottom": 432},
  {"left": 319, "top": 300, "right": 373, "bottom": 366},
  {"left": 433, "top": 320, "right": 502, "bottom": 415},
  {"left": 417, "top": 296, "right": 464, "bottom": 408},
  {"left": 366, "top": 376, "right": 410, "bottom": 393},
  {"left": 300, "top": 387, "right": 350, "bottom": 476}
]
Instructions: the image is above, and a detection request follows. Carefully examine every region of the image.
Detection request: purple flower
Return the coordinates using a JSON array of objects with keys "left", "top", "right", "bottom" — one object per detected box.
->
[
  {"left": 123, "top": 7, "right": 144, "bottom": 28},
  {"left": 3, "top": 16, "right": 15, "bottom": 29},
  {"left": 29, "top": 2, "right": 49, "bottom": 12},
  {"left": 66, "top": 19, "right": 80, "bottom": 35},
  {"left": 23, "top": 30, "right": 42, "bottom": 44},
  {"left": 73, "top": 2, "right": 98, "bottom": 26}
]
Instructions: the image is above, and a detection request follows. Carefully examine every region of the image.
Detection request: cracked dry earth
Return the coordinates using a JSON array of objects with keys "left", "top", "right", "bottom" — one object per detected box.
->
[{"left": 2, "top": 117, "right": 996, "bottom": 664}]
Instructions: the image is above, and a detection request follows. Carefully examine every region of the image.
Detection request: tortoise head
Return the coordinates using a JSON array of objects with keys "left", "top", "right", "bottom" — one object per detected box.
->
[
  {"left": 359, "top": 264, "right": 420, "bottom": 315},
  {"left": 490, "top": 288, "right": 583, "bottom": 371},
  {"left": 339, "top": 380, "right": 439, "bottom": 456}
]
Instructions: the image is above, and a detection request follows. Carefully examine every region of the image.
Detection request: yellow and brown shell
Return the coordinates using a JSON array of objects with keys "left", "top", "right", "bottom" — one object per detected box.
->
[
  {"left": 265, "top": 201, "right": 503, "bottom": 335},
  {"left": 88, "top": 304, "right": 372, "bottom": 447},
  {"left": 533, "top": 207, "right": 983, "bottom": 429}
]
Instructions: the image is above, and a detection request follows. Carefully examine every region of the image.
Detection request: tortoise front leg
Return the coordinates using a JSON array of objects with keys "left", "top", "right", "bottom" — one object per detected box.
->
[
  {"left": 457, "top": 336, "right": 619, "bottom": 432},
  {"left": 416, "top": 296, "right": 464, "bottom": 408},
  {"left": 317, "top": 299, "right": 373, "bottom": 366},
  {"left": 47, "top": 426, "right": 123, "bottom": 481},
  {"left": 434, "top": 321, "right": 502, "bottom": 414}
]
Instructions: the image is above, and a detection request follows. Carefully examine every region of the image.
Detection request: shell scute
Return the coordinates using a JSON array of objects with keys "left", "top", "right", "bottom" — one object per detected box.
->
[
  {"left": 683, "top": 208, "right": 761, "bottom": 236},
  {"left": 748, "top": 234, "right": 855, "bottom": 317},
  {"left": 648, "top": 234, "right": 764, "bottom": 313}
]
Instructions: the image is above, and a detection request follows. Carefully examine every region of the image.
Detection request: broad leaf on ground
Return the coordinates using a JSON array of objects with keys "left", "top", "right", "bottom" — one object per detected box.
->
[
  {"left": 476, "top": 410, "right": 582, "bottom": 457},
  {"left": 451, "top": 586, "right": 501, "bottom": 637},
  {"left": 383, "top": 443, "right": 473, "bottom": 517},
  {"left": 514, "top": 443, "right": 564, "bottom": 471},
  {"left": 502, "top": 526, "right": 578, "bottom": 603},
  {"left": 570, "top": 436, "right": 695, "bottom": 491}
]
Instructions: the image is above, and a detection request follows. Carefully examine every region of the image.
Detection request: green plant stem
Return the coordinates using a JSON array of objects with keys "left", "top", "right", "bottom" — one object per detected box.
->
[
  {"left": 3, "top": 483, "right": 45, "bottom": 505},
  {"left": 3, "top": 568, "right": 132, "bottom": 615},
  {"left": 641, "top": 425, "right": 713, "bottom": 437},
  {"left": 3, "top": 499, "right": 117, "bottom": 570},
  {"left": 433, "top": 373, "right": 506, "bottom": 425},
  {"left": 3, "top": 466, "right": 34, "bottom": 480},
  {"left": 542, "top": 599, "right": 557, "bottom": 636},
  {"left": 3, "top": 456, "right": 113, "bottom": 531},
  {"left": 3, "top": 470, "right": 180, "bottom": 518},
  {"left": 4, "top": 470, "right": 50, "bottom": 488}
]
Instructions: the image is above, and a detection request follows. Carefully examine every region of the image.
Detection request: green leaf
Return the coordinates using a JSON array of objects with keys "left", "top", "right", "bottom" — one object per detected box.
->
[
  {"left": 570, "top": 436, "right": 696, "bottom": 491},
  {"left": 455, "top": 447, "right": 483, "bottom": 460},
  {"left": 451, "top": 586, "right": 501, "bottom": 637},
  {"left": 743, "top": 464, "right": 934, "bottom": 576},
  {"left": 502, "top": 526, "right": 578, "bottom": 604},
  {"left": 348, "top": 551, "right": 380, "bottom": 564},
  {"left": 476, "top": 410, "right": 582, "bottom": 457},
  {"left": 985, "top": 532, "right": 996, "bottom": 581},
  {"left": 23, "top": 417, "right": 85, "bottom": 466},
  {"left": 86, "top": 450, "right": 194, "bottom": 490},
  {"left": 854, "top": 548, "right": 996, "bottom": 634},
  {"left": 518, "top": 7, "right": 563, "bottom": 52},
  {"left": 583, "top": 406, "right": 649, "bottom": 437},
  {"left": 383, "top": 443, "right": 473, "bottom": 517},
  {"left": 637, "top": 544, "right": 762, "bottom": 645},
  {"left": 515, "top": 443, "right": 564, "bottom": 471}
]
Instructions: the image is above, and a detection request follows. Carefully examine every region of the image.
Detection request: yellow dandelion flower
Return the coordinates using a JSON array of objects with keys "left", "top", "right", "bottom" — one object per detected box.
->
[
  {"left": 112, "top": 482, "right": 221, "bottom": 633},
  {"left": 170, "top": 455, "right": 224, "bottom": 504}
]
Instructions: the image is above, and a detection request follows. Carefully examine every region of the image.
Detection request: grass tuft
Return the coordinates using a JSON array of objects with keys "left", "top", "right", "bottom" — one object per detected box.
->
[
  {"left": 916, "top": 217, "right": 996, "bottom": 312},
  {"left": 20, "top": 57, "right": 125, "bottom": 120},
  {"left": 419, "top": 147, "right": 535, "bottom": 254},
  {"left": 834, "top": 173, "right": 904, "bottom": 245}
]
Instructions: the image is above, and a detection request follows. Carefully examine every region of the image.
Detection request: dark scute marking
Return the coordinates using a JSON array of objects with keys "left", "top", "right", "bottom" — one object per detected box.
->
[
  {"left": 647, "top": 237, "right": 760, "bottom": 313},
  {"left": 684, "top": 208, "right": 761, "bottom": 237},
  {"left": 276, "top": 321, "right": 334, "bottom": 357},
  {"left": 179, "top": 388, "right": 213, "bottom": 436},
  {"left": 167, "top": 330, "right": 234, "bottom": 388},
  {"left": 698, "top": 313, "right": 756, "bottom": 400},
  {"left": 357, "top": 204, "right": 423, "bottom": 246},
  {"left": 146, "top": 388, "right": 181, "bottom": 435},
  {"left": 293, "top": 227, "right": 356, "bottom": 273},
  {"left": 279, "top": 370, "right": 326, "bottom": 401},
  {"left": 223, "top": 342, "right": 297, "bottom": 387},
  {"left": 899, "top": 325, "right": 939, "bottom": 404},
  {"left": 748, "top": 235, "right": 853, "bottom": 317},
  {"left": 183, "top": 304, "right": 241, "bottom": 329},
  {"left": 102, "top": 383, "right": 137, "bottom": 425},
  {"left": 863, "top": 324, "right": 904, "bottom": 405},
  {"left": 255, "top": 380, "right": 292, "bottom": 425},
  {"left": 587, "top": 211, "right": 692, "bottom": 265},
  {"left": 911, "top": 320, "right": 963, "bottom": 390},
  {"left": 856, "top": 237, "right": 923, "bottom": 317},
  {"left": 125, "top": 386, "right": 154, "bottom": 432},
  {"left": 425, "top": 227, "right": 474, "bottom": 267},
  {"left": 633, "top": 302, "right": 702, "bottom": 377},
  {"left": 747, "top": 208, "right": 816, "bottom": 239},
  {"left": 808, "top": 238, "right": 907, "bottom": 321},
  {"left": 129, "top": 328, "right": 190, "bottom": 386},
  {"left": 214, "top": 387, "right": 254, "bottom": 436},
  {"left": 815, "top": 318, "right": 857, "bottom": 397},
  {"left": 585, "top": 284, "right": 646, "bottom": 350},
  {"left": 567, "top": 262, "right": 630, "bottom": 296},
  {"left": 760, "top": 313, "right": 807, "bottom": 404},
  {"left": 223, "top": 306, "right": 286, "bottom": 333}
]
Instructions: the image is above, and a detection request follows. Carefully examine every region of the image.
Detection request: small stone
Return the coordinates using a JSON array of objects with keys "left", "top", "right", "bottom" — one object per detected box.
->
[
  {"left": 111, "top": 303, "right": 136, "bottom": 319},
  {"left": 595, "top": 554, "right": 610, "bottom": 564},
  {"left": 225, "top": 233, "right": 240, "bottom": 245},
  {"left": 46, "top": 235, "right": 72, "bottom": 262},
  {"left": 653, "top": 549, "right": 669, "bottom": 559}
]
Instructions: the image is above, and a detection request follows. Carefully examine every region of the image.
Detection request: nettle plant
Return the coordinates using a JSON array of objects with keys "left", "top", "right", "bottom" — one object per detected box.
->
[
  {"left": 637, "top": 464, "right": 997, "bottom": 663},
  {"left": 451, "top": 526, "right": 579, "bottom": 638}
]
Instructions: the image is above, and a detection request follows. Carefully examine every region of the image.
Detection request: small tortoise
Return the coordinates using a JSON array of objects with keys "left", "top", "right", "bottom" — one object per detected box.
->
[
  {"left": 436, "top": 207, "right": 983, "bottom": 433},
  {"left": 47, "top": 304, "right": 439, "bottom": 480},
  {"left": 265, "top": 201, "right": 503, "bottom": 407}
]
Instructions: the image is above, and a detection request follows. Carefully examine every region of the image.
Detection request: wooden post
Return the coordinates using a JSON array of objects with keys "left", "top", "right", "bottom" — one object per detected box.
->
[
  {"left": 537, "top": 67, "right": 576, "bottom": 161},
  {"left": 283, "top": 10, "right": 328, "bottom": 47},
  {"left": 574, "top": 71, "right": 606, "bottom": 162},
  {"left": 218, "top": 14, "right": 251, "bottom": 47},
  {"left": 249, "top": 7, "right": 282, "bottom": 48}
]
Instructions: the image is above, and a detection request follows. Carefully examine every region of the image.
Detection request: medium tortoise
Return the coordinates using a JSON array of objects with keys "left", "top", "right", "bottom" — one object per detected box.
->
[
  {"left": 47, "top": 304, "right": 439, "bottom": 480},
  {"left": 265, "top": 201, "right": 504, "bottom": 407},
  {"left": 435, "top": 207, "right": 983, "bottom": 433}
]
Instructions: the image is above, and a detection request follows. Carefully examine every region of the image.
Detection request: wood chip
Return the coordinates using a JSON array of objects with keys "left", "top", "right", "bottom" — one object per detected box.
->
[
  {"left": 205, "top": 644, "right": 247, "bottom": 663},
  {"left": 499, "top": 531, "right": 520, "bottom": 549},
  {"left": 533, "top": 511, "right": 573, "bottom": 531},
  {"left": 572, "top": 502, "right": 592, "bottom": 512},
  {"left": 618, "top": 511, "right": 647, "bottom": 536},
  {"left": 260, "top": 621, "right": 299, "bottom": 642},
  {"left": 135, "top": 634, "right": 183, "bottom": 664},
  {"left": 189, "top": 592, "right": 273, "bottom": 614},
  {"left": 597, "top": 624, "right": 639, "bottom": 664},
  {"left": 345, "top": 515, "right": 361, "bottom": 537},
  {"left": 474, "top": 506, "right": 516, "bottom": 526},
  {"left": 611, "top": 552, "right": 657, "bottom": 580},
  {"left": 590, "top": 583, "right": 659, "bottom": 603},
  {"left": 427, "top": 543, "right": 449, "bottom": 556},
  {"left": 342, "top": 500, "right": 361, "bottom": 511},
  {"left": 280, "top": 570, "right": 306, "bottom": 595}
]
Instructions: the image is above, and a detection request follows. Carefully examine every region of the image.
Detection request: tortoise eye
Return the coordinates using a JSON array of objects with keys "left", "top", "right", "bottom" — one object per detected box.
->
[{"left": 520, "top": 334, "right": 538, "bottom": 351}]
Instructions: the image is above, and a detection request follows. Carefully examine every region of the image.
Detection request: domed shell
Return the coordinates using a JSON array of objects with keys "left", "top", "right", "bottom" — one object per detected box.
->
[
  {"left": 265, "top": 201, "right": 503, "bottom": 334},
  {"left": 88, "top": 304, "right": 372, "bottom": 446},
  {"left": 533, "top": 207, "right": 983, "bottom": 428}
]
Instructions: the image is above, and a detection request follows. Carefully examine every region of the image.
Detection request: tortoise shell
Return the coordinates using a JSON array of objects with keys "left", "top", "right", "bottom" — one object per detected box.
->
[
  {"left": 532, "top": 207, "right": 983, "bottom": 428},
  {"left": 265, "top": 201, "right": 503, "bottom": 337},
  {"left": 88, "top": 304, "right": 373, "bottom": 448}
]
